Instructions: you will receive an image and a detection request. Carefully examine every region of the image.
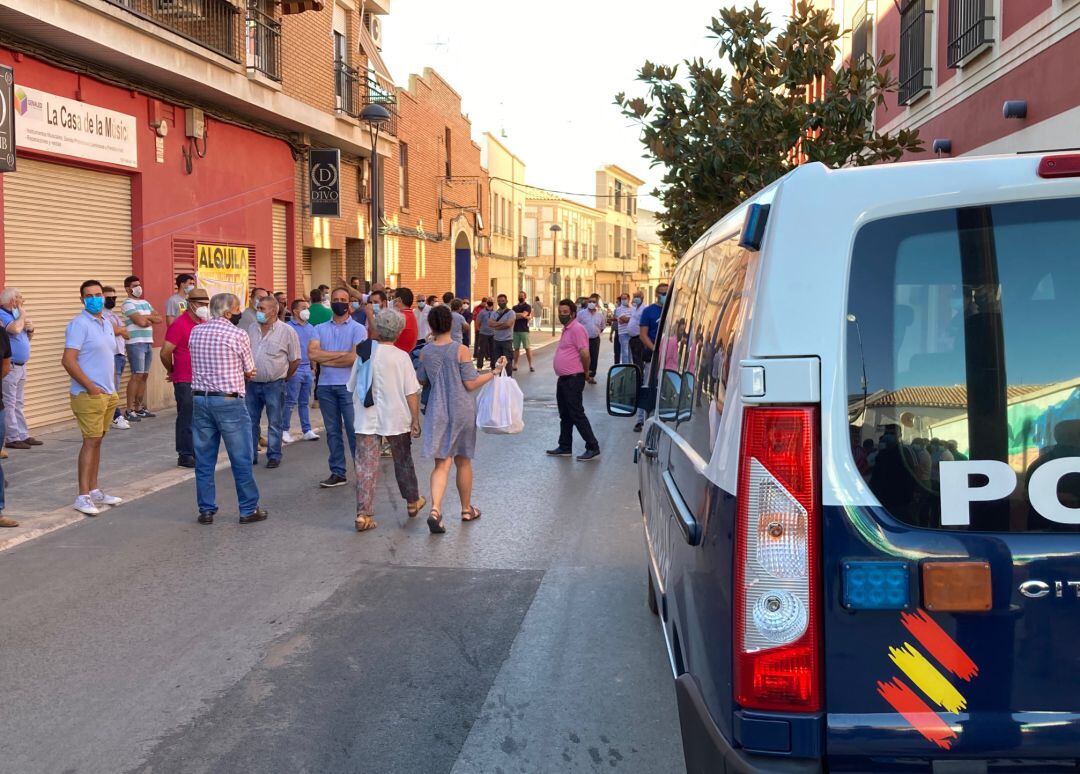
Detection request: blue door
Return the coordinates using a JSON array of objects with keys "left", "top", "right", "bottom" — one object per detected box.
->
[{"left": 455, "top": 247, "right": 471, "bottom": 300}]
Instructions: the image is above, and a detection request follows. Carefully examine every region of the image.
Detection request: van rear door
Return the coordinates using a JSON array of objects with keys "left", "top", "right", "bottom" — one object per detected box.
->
[{"left": 829, "top": 196, "right": 1080, "bottom": 768}]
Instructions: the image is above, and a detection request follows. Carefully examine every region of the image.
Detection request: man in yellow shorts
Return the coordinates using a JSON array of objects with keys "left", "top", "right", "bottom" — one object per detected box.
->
[{"left": 62, "top": 279, "right": 125, "bottom": 516}]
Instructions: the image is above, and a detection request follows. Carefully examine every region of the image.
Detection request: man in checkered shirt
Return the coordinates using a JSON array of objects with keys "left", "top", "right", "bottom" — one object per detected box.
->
[{"left": 188, "top": 292, "right": 268, "bottom": 526}]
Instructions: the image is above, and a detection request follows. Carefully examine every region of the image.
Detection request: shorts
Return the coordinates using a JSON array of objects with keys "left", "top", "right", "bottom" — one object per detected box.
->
[
  {"left": 70, "top": 391, "right": 120, "bottom": 438},
  {"left": 126, "top": 342, "right": 152, "bottom": 374},
  {"left": 512, "top": 331, "right": 531, "bottom": 350}
]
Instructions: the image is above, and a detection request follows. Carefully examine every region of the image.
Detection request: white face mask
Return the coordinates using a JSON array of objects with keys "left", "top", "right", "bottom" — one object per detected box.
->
[
  {"left": 183, "top": 284, "right": 195, "bottom": 294},
  {"left": 131, "top": 286, "right": 143, "bottom": 298},
  {"left": 299, "top": 308, "right": 311, "bottom": 321},
  {"left": 194, "top": 306, "right": 210, "bottom": 321},
  {"left": 632, "top": 298, "right": 643, "bottom": 307},
  {"left": 322, "top": 299, "right": 331, "bottom": 308},
  {"left": 588, "top": 302, "right": 597, "bottom": 311}
]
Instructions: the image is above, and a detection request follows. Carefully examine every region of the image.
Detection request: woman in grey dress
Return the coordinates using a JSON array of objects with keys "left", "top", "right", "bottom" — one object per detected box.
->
[{"left": 417, "top": 305, "right": 505, "bottom": 534}]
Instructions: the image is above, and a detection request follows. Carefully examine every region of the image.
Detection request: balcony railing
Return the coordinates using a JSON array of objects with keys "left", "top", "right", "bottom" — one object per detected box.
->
[
  {"left": 246, "top": 2, "right": 281, "bottom": 81},
  {"left": 947, "top": 0, "right": 994, "bottom": 67},
  {"left": 335, "top": 61, "right": 400, "bottom": 136},
  {"left": 898, "top": 0, "right": 932, "bottom": 104},
  {"left": 335, "top": 59, "right": 360, "bottom": 116},
  {"left": 107, "top": 0, "right": 239, "bottom": 61}
]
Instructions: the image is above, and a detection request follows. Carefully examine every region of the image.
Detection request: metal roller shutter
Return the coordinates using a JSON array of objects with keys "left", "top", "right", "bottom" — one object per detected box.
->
[
  {"left": 3, "top": 158, "right": 132, "bottom": 428},
  {"left": 301, "top": 247, "right": 312, "bottom": 295},
  {"left": 272, "top": 203, "right": 288, "bottom": 294}
]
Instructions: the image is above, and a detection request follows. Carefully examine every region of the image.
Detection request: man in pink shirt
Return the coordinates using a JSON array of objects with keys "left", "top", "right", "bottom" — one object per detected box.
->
[
  {"left": 546, "top": 298, "right": 600, "bottom": 461},
  {"left": 160, "top": 288, "right": 209, "bottom": 468}
]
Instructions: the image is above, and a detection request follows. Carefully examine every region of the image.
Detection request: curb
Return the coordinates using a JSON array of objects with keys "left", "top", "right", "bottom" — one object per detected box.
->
[{"left": 0, "top": 424, "right": 326, "bottom": 554}]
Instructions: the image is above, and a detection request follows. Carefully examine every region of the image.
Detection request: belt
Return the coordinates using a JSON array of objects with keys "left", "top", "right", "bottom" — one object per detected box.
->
[{"left": 193, "top": 390, "right": 240, "bottom": 398}]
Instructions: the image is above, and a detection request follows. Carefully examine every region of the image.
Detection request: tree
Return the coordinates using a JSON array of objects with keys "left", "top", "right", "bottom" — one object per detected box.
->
[{"left": 616, "top": 1, "right": 923, "bottom": 255}]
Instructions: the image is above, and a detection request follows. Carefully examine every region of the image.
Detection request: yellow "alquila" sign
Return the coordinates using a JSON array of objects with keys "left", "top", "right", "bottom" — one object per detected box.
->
[{"left": 196, "top": 243, "right": 249, "bottom": 301}]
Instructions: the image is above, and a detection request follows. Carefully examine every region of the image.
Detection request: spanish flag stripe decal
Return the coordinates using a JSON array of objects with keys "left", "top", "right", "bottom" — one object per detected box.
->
[
  {"left": 888, "top": 643, "right": 967, "bottom": 713},
  {"left": 877, "top": 677, "right": 959, "bottom": 750},
  {"left": 900, "top": 609, "right": 978, "bottom": 681}
]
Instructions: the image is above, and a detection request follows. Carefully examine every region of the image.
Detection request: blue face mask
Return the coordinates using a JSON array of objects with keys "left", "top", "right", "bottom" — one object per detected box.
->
[
  {"left": 632, "top": 298, "right": 642, "bottom": 308},
  {"left": 372, "top": 303, "right": 381, "bottom": 314},
  {"left": 11, "top": 308, "right": 20, "bottom": 320},
  {"left": 351, "top": 301, "right": 361, "bottom": 311},
  {"left": 255, "top": 311, "right": 268, "bottom": 324},
  {"left": 84, "top": 296, "right": 104, "bottom": 314},
  {"left": 657, "top": 293, "right": 667, "bottom": 305}
]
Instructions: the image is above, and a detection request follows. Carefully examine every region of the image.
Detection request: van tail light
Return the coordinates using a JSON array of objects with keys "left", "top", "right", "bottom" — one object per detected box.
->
[{"left": 735, "top": 406, "right": 822, "bottom": 712}]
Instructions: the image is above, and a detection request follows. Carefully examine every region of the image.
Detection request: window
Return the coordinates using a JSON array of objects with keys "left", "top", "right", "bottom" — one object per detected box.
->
[
  {"left": 850, "top": 0, "right": 872, "bottom": 65},
  {"left": 444, "top": 127, "right": 452, "bottom": 178},
  {"left": 947, "top": 0, "right": 994, "bottom": 67},
  {"left": 847, "top": 197, "right": 1080, "bottom": 532},
  {"left": 615, "top": 180, "right": 623, "bottom": 213},
  {"left": 657, "top": 236, "right": 750, "bottom": 461},
  {"left": 899, "top": 0, "right": 933, "bottom": 104},
  {"left": 614, "top": 225, "right": 622, "bottom": 257},
  {"left": 398, "top": 142, "right": 409, "bottom": 209}
]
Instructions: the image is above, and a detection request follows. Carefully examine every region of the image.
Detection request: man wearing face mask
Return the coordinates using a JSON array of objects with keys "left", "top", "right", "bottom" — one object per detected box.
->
[
  {"left": 392, "top": 287, "right": 419, "bottom": 354},
  {"left": 239, "top": 287, "right": 268, "bottom": 331},
  {"left": 166, "top": 273, "right": 196, "bottom": 327},
  {"left": 635, "top": 282, "right": 669, "bottom": 432},
  {"left": 161, "top": 288, "right": 210, "bottom": 467},
  {"left": 0, "top": 287, "right": 42, "bottom": 448},
  {"left": 102, "top": 287, "right": 131, "bottom": 429},
  {"left": 417, "top": 295, "right": 433, "bottom": 340},
  {"left": 62, "top": 279, "right": 124, "bottom": 516},
  {"left": 547, "top": 299, "right": 600, "bottom": 461},
  {"left": 489, "top": 294, "right": 516, "bottom": 377},
  {"left": 627, "top": 291, "right": 646, "bottom": 370},
  {"left": 284, "top": 299, "right": 319, "bottom": 444},
  {"left": 474, "top": 297, "right": 494, "bottom": 370},
  {"left": 245, "top": 296, "right": 300, "bottom": 469},
  {"left": 309, "top": 288, "right": 368, "bottom": 487},
  {"left": 121, "top": 275, "right": 162, "bottom": 422},
  {"left": 612, "top": 294, "right": 633, "bottom": 365},
  {"left": 512, "top": 291, "right": 535, "bottom": 373},
  {"left": 576, "top": 293, "right": 605, "bottom": 384}
]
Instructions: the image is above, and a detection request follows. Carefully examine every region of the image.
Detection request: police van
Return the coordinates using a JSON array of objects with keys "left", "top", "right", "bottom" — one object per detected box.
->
[{"left": 607, "top": 153, "right": 1080, "bottom": 773}]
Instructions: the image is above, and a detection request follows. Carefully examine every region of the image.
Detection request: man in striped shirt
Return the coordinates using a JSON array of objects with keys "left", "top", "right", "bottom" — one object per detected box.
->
[{"left": 188, "top": 292, "right": 267, "bottom": 526}]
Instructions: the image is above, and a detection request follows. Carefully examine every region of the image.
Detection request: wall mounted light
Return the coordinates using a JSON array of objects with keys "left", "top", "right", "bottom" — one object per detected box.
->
[
  {"left": 932, "top": 138, "right": 952, "bottom": 155},
  {"left": 1003, "top": 100, "right": 1027, "bottom": 119}
]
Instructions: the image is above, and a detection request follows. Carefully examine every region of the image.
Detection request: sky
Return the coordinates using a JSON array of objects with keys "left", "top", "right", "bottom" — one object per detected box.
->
[{"left": 380, "top": 0, "right": 792, "bottom": 211}]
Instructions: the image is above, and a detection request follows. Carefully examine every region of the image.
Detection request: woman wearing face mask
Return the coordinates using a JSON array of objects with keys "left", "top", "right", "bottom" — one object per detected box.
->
[
  {"left": 283, "top": 299, "right": 320, "bottom": 444},
  {"left": 416, "top": 305, "right": 506, "bottom": 533}
]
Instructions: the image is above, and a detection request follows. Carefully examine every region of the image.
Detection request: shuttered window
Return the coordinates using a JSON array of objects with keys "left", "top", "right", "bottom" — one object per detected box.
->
[
  {"left": 3, "top": 158, "right": 132, "bottom": 428},
  {"left": 272, "top": 202, "right": 288, "bottom": 294}
]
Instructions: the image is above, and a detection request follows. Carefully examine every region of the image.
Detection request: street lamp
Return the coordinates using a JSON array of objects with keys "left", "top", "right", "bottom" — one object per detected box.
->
[
  {"left": 549, "top": 223, "right": 562, "bottom": 337},
  {"left": 360, "top": 102, "right": 391, "bottom": 288}
]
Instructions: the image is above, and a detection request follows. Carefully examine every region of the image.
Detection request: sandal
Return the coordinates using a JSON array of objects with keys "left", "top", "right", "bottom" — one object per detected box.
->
[
  {"left": 461, "top": 505, "right": 482, "bottom": 522},
  {"left": 354, "top": 514, "right": 377, "bottom": 532},
  {"left": 407, "top": 495, "right": 427, "bottom": 518},
  {"left": 427, "top": 508, "right": 446, "bottom": 534}
]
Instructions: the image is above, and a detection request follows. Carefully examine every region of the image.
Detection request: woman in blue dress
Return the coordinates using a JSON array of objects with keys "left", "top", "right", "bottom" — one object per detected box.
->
[{"left": 416, "top": 305, "right": 506, "bottom": 533}]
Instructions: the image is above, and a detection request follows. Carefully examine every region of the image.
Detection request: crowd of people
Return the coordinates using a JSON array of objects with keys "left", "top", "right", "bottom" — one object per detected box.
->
[{"left": 0, "top": 272, "right": 668, "bottom": 532}]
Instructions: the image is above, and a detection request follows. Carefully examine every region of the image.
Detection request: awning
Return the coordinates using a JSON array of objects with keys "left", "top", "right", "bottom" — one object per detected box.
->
[
  {"left": 280, "top": 0, "right": 324, "bottom": 14},
  {"left": 357, "top": 16, "right": 394, "bottom": 84}
]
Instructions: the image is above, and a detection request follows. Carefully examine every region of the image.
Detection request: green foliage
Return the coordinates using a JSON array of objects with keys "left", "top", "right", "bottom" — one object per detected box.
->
[{"left": 616, "top": 1, "right": 923, "bottom": 255}]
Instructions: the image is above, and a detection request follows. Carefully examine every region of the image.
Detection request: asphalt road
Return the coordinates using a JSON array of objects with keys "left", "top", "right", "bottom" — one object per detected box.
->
[{"left": 0, "top": 339, "right": 684, "bottom": 774}]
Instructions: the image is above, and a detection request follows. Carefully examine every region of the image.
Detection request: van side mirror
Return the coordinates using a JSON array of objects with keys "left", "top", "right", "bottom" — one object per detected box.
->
[{"left": 607, "top": 364, "right": 641, "bottom": 417}]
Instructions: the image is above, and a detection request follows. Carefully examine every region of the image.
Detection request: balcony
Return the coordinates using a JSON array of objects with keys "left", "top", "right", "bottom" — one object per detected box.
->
[
  {"left": 245, "top": 2, "right": 280, "bottom": 81},
  {"left": 106, "top": 0, "right": 239, "bottom": 61},
  {"left": 335, "top": 60, "right": 400, "bottom": 135}
]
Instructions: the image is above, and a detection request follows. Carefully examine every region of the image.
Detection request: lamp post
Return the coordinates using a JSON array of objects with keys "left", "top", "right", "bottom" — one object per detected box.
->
[
  {"left": 549, "top": 223, "right": 561, "bottom": 337},
  {"left": 360, "top": 102, "right": 391, "bottom": 287}
]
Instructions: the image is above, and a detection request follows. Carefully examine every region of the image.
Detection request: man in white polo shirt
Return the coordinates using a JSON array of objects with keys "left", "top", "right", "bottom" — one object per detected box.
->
[{"left": 121, "top": 274, "right": 161, "bottom": 423}]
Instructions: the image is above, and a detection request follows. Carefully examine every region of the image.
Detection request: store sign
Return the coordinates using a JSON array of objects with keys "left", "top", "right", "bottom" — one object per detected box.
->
[
  {"left": 0, "top": 66, "right": 14, "bottom": 172},
  {"left": 197, "top": 243, "right": 249, "bottom": 301},
  {"left": 309, "top": 148, "right": 340, "bottom": 217},
  {"left": 13, "top": 84, "right": 137, "bottom": 168}
]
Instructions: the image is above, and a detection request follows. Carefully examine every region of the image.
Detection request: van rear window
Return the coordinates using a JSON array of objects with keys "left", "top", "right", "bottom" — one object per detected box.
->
[{"left": 846, "top": 197, "right": 1080, "bottom": 531}]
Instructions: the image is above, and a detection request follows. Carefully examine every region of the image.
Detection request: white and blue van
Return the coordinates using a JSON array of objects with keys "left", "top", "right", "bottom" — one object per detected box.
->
[{"left": 608, "top": 153, "right": 1080, "bottom": 772}]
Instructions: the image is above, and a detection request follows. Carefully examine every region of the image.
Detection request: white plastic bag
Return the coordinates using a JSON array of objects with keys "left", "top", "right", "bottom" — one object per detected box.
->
[{"left": 476, "top": 374, "right": 525, "bottom": 434}]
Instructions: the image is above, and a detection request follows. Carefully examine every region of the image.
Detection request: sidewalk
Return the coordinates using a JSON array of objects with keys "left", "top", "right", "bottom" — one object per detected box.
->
[{"left": 0, "top": 404, "right": 325, "bottom": 553}]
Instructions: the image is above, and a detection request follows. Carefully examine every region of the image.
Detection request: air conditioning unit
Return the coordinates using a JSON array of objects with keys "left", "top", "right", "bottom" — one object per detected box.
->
[
  {"left": 364, "top": 12, "right": 384, "bottom": 50},
  {"left": 154, "top": 0, "right": 205, "bottom": 19}
]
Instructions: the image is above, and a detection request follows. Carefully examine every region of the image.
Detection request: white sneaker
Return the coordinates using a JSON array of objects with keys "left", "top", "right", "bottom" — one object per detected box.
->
[
  {"left": 90, "top": 489, "right": 123, "bottom": 507},
  {"left": 282, "top": 431, "right": 295, "bottom": 444},
  {"left": 302, "top": 430, "right": 320, "bottom": 441},
  {"left": 74, "top": 495, "right": 101, "bottom": 516},
  {"left": 111, "top": 416, "right": 131, "bottom": 430}
]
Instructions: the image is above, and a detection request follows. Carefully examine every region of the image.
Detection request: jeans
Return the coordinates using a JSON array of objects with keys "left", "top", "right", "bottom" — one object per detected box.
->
[
  {"left": 285, "top": 366, "right": 314, "bottom": 433},
  {"left": 113, "top": 354, "right": 126, "bottom": 419},
  {"left": 246, "top": 380, "right": 286, "bottom": 461},
  {"left": 3, "top": 364, "right": 28, "bottom": 442},
  {"left": 174, "top": 382, "right": 194, "bottom": 458},
  {"left": 492, "top": 338, "right": 514, "bottom": 378},
  {"left": 588, "top": 337, "right": 601, "bottom": 378},
  {"left": 126, "top": 342, "right": 152, "bottom": 374},
  {"left": 618, "top": 333, "right": 631, "bottom": 364},
  {"left": 556, "top": 373, "right": 599, "bottom": 451},
  {"left": 193, "top": 395, "right": 259, "bottom": 514},
  {"left": 316, "top": 384, "right": 355, "bottom": 478}
]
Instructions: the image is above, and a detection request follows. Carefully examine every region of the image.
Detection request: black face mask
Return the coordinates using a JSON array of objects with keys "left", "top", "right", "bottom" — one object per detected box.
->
[
  {"left": 559, "top": 314, "right": 573, "bottom": 325},
  {"left": 104, "top": 298, "right": 117, "bottom": 310},
  {"left": 331, "top": 302, "right": 350, "bottom": 317},
  {"left": 230, "top": 313, "right": 242, "bottom": 325}
]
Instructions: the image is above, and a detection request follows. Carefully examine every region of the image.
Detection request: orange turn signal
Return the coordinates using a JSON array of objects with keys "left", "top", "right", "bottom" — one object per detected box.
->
[{"left": 921, "top": 561, "right": 992, "bottom": 612}]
